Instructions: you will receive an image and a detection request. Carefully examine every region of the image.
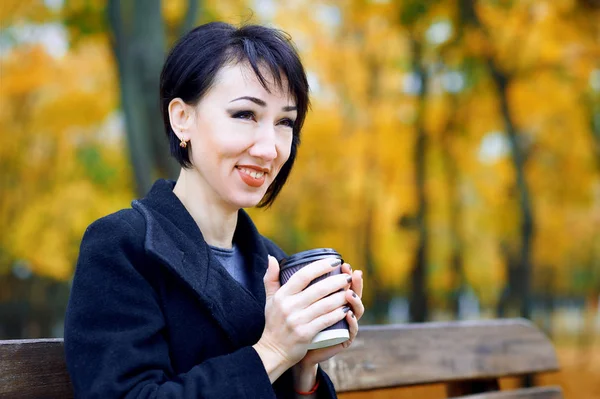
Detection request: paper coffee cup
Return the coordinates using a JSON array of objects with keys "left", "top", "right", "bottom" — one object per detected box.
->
[{"left": 279, "top": 248, "right": 350, "bottom": 350}]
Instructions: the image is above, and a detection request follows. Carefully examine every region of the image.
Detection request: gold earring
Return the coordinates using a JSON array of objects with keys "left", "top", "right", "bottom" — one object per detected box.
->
[{"left": 179, "top": 136, "right": 189, "bottom": 148}]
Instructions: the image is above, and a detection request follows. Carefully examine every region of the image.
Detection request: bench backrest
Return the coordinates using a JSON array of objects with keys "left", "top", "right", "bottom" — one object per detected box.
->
[
  {"left": 0, "top": 318, "right": 562, "bottom": 398},
  {"left": 320, "top": 318, "right": 562, "bottom": 398},
  {"left": 0, "top": 338, "right": 71, "bottom": 398}
]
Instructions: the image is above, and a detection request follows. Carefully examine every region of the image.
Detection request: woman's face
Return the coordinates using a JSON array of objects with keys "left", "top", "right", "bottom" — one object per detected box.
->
[{"left": 179, "top": 63, "right": 296, "bottom": 210}]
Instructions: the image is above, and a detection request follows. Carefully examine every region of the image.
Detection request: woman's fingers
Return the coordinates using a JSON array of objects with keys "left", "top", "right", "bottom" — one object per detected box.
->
[
  {"left": 341, "top": 264, "right": 363, "bottom": 299},
  {"left": 280, "top": 257, "right": 343, "bottom": 296},
  {"left": 341, "top": 266, "right": 363, "bottom": 350},
  {"left": 305, "top": 305, "right": 350, "bottom": 335},
  {"left": 342, "top": 310, "right": 359, "bottom": 348},
  {"left": 298, "top": 290, "right": 348, "bottom": 324},
  {"left": 296, "top": 272, "right": 351, "bottom": 307},
  {"left": 345, "top": 289, "right": 365, "bottom": 320},
  {"left": 351, "top": 269, "right": 364, "bottom": 298},
  {"left": 340, "top": 262, "right": 352, "bottom": 275}
]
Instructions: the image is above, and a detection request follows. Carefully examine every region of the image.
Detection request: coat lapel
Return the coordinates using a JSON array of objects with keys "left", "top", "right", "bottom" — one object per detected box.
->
[{"left": 131, "top": 179, "right": 269, "bottom": 348}]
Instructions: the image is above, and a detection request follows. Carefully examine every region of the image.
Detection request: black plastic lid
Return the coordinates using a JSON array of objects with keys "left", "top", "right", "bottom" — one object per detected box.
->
[{"left": 279, "top": 248, "right": 342, "bottom": 271}]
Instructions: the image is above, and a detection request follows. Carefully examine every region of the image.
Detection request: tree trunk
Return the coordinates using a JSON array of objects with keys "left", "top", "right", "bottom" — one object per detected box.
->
[
  {"left": 408, "top": 36, "right": 429, "bottom": 323},
  {"left": 107, "top": 0, "right": 188, "bottom": 196},
  {"left": 462, "top": 0, "right": 535, "bottom": 321},
  {"left": 441, "top": 95, "right": 466, "bottom": 318},
  {"left": 490, "top": 62, "right": 535, "bottom": 320}
]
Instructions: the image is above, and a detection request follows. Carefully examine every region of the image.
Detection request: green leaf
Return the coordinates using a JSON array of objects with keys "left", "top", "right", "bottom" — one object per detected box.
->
[
  {"left": 399, "top": 0, "right": 433, "bottom": 26},
  {"left": 77, "top": 146, "right": 116, "bottom": 186}
]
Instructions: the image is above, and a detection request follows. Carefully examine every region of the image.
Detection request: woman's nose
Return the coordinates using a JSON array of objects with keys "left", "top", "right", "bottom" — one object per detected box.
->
[{"left": 249, "top": 127, "right": 278, "bottom": 161}]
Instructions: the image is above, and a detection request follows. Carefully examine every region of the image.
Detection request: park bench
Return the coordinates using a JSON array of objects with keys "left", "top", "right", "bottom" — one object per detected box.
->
[{"left": 0, "top": 318, "right": 562, "bottom": 398}]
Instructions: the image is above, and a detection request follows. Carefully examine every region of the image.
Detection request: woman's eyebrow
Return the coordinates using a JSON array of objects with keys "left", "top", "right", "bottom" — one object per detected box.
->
[
  {"left": 230, "top": 96, "right": 266, "bottom": 106},
  {"left": 229, "top": 96, "right": 297, "bottom": 112}
]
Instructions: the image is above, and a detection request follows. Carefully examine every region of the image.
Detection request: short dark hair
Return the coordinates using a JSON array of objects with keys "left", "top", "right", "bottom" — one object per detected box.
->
[{"left": 159, "top": 22, "right": 310, "bottom": 208}]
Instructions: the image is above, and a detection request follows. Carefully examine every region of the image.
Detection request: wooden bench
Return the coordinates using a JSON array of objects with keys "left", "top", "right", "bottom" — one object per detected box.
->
[{"left": 0, "top": 318, "right": 562, "bottom": 398}]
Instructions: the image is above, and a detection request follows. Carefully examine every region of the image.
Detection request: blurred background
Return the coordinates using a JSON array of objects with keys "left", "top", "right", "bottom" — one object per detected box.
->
[{"left": 1, "top": 0, "right": 599, "bottom": 397}]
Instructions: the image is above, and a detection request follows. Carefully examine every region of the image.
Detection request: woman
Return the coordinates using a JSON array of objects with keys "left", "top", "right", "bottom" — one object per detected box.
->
[{"left": 64, "top": 22, "right": 365, "bottom": 398}]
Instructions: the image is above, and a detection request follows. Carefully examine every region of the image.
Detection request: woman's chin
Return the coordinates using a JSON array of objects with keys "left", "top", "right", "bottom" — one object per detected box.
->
[{"left": 228, "top": 192, "right": 266, "bottom": 209}]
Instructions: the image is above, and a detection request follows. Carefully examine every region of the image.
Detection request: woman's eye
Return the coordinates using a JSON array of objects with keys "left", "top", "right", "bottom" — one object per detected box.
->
[
  {"left": 232, "top": 111, "right": 255, "bottom": 121},
  {"left": 279, "top": 118, "right": 295, "bottom": 128}
]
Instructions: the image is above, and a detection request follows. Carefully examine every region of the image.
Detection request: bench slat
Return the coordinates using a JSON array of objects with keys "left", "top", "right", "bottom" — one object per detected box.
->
[
  {"left": 321, "top": 318, "right": 559, "bottom": 392},
  {"left": 0, "top": 339, "right": 73, "bottom": 399},
  {"left": 450, "top": 386, "right": 563, "bottom": 399}
]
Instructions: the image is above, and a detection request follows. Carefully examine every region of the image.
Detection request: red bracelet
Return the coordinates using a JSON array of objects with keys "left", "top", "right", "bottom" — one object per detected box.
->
[{"left": 294, "top": 378, "right": 319, "bottom": 395}]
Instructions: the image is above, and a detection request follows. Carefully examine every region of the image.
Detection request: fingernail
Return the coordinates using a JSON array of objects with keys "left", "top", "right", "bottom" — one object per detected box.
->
[
  {"left": 346, "top": 275, "right": 352, "bottom": 283},
  {"left": 351, "top": 291, "right": 357, "bottom": 298},
  {"left": 348, "top": 264, "right": 352, "bottom": 272},
  {"left": 342, "top": 305, "right": 350, "bottom": 313},
  {"left": 330, "top": 259, "right": 342, "bottom": 267},
  {"left": 351, "top": 312, "right": 355, "bottom": 318}
]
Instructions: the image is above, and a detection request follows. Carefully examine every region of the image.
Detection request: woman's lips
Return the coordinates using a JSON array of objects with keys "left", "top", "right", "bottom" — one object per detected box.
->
[{"left": 236, "top": 166, "right": 266, "bottom": 188}]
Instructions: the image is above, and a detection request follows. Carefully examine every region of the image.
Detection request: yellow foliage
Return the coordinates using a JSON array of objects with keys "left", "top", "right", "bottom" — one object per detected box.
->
[
  {"left": 0, "top": 33, "right": 132, "bottom": 279},
  {"left": 2, "top": 0, "right": 600, "bottom": 308}
]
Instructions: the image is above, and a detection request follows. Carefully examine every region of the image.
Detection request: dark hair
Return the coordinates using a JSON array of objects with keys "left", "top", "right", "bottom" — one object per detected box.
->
[{"left": 159, "top": 22, "right": 310, "bottom": 208}]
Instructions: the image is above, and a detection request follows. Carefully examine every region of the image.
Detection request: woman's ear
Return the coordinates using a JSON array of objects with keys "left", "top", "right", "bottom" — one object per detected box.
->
[{"left": 168, "top": 98, "right": 193, "bottom": 140}]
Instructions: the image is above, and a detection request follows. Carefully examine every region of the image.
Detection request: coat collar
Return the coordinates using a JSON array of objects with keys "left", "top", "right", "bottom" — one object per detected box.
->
[{"left": 131, "top": 179, "right": 269, "bottom": 348}]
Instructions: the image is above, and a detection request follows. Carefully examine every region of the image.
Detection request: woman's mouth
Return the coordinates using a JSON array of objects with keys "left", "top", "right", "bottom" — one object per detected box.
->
[{"left": 236, "top": 166, "right": 267, "bottom": 188}]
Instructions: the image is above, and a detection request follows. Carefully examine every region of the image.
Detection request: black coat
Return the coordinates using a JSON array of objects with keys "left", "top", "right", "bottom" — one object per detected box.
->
[{"left": 64, "top": 179, "right": 337, "bottom": 398}]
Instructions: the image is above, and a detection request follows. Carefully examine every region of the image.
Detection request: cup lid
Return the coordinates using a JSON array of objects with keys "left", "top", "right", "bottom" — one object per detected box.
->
[{"left": 279, "top": 248, "right": 342, "bottom": 270}]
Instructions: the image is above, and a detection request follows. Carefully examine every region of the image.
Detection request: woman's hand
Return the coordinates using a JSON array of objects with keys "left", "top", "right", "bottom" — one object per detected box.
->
[
  {"left": 296, "top": 262, "right": 364, "bottom": 367},
  {"left": 253, "top": 256, "right": 353, "bottom": 382}
]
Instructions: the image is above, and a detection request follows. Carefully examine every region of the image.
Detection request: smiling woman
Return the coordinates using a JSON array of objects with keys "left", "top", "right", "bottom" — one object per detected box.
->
[
  {"left": 169, "top": 64, "right": 297, "bottom": 211},
  {"left": 63, "top": 21, "right": 365, "bottom": 399}
]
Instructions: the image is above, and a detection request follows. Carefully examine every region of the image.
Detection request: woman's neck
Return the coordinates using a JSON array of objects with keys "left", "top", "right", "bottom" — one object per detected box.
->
[{"left": 172, "top": 169, "right": 238, "bottom": 249}]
